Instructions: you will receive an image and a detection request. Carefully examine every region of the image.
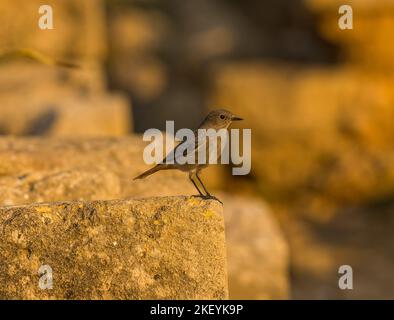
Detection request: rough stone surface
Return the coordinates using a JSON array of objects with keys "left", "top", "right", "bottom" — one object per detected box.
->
[
  {"left": 221, "top": 194, "right": 289, "bottom": 299},
  {"left": 0, "top": 196, "right": 227, "bottom": 299}
]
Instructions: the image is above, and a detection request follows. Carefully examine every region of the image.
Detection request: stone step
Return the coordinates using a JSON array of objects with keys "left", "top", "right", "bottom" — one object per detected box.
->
[{"left": 0, "top": 196, "right": 227, "bottom": 299}]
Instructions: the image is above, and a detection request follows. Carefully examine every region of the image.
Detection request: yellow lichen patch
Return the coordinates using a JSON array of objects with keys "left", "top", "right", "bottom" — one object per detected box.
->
[
  {"left": 35, "top": 206, "right": 52, "bottom": 214},
  {"left": 188, "top": 197, "right": 201, "bottom": 206},
  {"left": 123, "top": 215, "right": 135, "bottom": 232},
  {"left": 55, "top": 204, "right": 66, "bottom": 211},
  {"left": 203, "top": 209, "right": 216, "bottom": 219},
  {"left": 154, "top": 218, "right": 168, "bottom": 225}
]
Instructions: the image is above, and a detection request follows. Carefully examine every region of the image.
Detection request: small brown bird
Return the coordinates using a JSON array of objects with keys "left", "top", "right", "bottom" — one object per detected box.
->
[{"left": 134, "top": 109, "right": 243, "bottom": 202}]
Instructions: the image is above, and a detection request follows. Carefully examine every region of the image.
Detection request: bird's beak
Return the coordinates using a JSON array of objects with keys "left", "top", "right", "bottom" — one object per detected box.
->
[{"left": 231, "top": 115, "right": 243, "bottom": 121}]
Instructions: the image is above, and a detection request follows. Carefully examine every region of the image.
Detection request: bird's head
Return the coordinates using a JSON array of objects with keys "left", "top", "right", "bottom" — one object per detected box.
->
[{"left": 202, "top": 109, "right": 243, "bottom": 129}]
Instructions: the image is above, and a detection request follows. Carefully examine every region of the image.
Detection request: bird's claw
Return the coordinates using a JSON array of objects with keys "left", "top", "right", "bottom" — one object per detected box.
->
[
  {"left": 193, "top": 194, "right": 223, "bottom": 204},
  {"left": 209, "top": 195, "right": 223, "bottom": 205}
]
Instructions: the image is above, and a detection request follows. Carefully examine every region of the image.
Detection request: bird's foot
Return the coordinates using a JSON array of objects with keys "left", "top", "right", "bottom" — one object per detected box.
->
[
  {"left": 192, "top": 194, "right": 223, "bottom": 204},
  {"left": 205, "top": 194, "right": 223, "bottom": 205}
]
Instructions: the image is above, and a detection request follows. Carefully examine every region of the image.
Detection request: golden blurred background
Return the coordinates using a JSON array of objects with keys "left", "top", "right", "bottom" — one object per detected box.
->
[{"left": 1, "top": 0, "right": 394, "bottom": 299}]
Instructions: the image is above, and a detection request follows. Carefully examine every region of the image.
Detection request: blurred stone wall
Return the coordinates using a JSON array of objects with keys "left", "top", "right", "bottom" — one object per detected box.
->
[
  {"left": 210, "top": 64, "right": 394, "bottom": 209},
  {"left": 1, "top": 0, "right": 106, "bottom": 61},
  {"left": 307, "top": 0, "right": 394, "bottom": 70},
  {"left": 208, "top": 0, "right": 394, "bottom": 299},
  {"left": 0, "top": 0, "right": 131, "bottom": 136},
  {"left": 106, "top": 0, "right": 338, "bottom": 133},
  {"left": 208, "top": 0, "right": 394, "bottom": 209}
]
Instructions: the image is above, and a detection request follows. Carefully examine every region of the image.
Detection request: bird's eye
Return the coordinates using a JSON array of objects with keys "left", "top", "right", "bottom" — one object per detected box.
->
[{"left": 220, "top": 114, "right": 225, "bottom": 120}]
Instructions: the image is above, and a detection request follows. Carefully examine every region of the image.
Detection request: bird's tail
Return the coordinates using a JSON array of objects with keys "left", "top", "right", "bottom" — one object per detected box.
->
[{"left": 133, "top": 165, "right": 163, "bottom": 180}]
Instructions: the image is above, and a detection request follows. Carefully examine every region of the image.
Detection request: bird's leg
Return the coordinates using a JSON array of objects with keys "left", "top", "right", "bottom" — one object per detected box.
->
[
  {"left": 196, "top": 172, "right": 223, "bottom": 204},
  {"left": 189, "top": 172, "right": 204, "bottom": 196},
  {"left": 195, "top": 172, "right": 211, "bottom": 196}
]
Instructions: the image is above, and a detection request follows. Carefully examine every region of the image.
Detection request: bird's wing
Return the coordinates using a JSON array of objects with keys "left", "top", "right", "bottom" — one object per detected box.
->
[{"left": 161, "top": 130, "right": 206, "bottom": 164}]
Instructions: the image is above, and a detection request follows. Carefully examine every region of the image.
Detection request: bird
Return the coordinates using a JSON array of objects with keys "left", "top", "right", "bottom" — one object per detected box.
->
[{"left": 134, "top": 109, "right": 243, "bottom": 203}]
